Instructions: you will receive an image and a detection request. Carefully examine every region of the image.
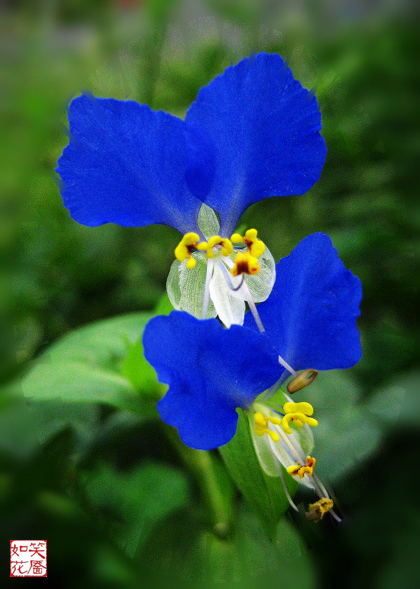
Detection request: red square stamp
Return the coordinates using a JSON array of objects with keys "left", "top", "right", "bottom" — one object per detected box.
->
[{"left": 10, "top": 541, "right": 47, "bottom": 577}]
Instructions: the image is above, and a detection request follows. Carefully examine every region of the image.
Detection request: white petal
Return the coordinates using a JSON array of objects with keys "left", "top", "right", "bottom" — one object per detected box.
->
[{"left": 209, "top": 263, "right": 245, "bottom": 327}]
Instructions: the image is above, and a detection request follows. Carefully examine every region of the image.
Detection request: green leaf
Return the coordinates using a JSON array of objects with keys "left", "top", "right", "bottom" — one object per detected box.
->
[
  {"left": 84, "top": 460, "right": 191, "bottom": 558},
  {"left": 153, "top": 292, "right": 174, "bottom": 316},
  {"left": 137, "top": 504, "right": 315, "bottom": 584},
  {"left": 219, "top": 409, "right": 297, "bottom": 537},
  {"left": 299, "top": 370, "right": 383, "bottom": 481},
  {"left": 121, "top": 338, "right": 161, "bottom": 395},
  {"left": 21, "top": 313, "right": 157, "bottom": 414},
  {"left": 23, "top": 361, "right": 144, "bottom": 413},
  {"left": 39, "top": 312, "right": 153, "bottom": 370}
]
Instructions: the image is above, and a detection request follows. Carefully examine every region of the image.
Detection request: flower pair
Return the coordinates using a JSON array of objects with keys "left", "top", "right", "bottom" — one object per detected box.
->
[{"left": 57, "top": 52, "right": 362, "bottom": 518}]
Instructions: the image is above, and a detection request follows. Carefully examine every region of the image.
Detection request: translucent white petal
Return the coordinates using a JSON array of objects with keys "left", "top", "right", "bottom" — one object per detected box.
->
[
  {"left": 197, "top": 203, "right": 220, "bottom": 240},
  {"left": 244, "top": 245, "right": 276, "bottom": 303},
  {"left": 209, "top": 263, "right": 245, "bottom": 327},
  {"left": 166, "top": 252, "right": 216, "bottom": 319}
]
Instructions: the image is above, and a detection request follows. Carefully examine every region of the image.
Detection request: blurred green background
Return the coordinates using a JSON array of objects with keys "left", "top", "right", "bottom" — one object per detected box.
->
[{"left": 0, "top": 0, "right": 418, "bottom": 587}]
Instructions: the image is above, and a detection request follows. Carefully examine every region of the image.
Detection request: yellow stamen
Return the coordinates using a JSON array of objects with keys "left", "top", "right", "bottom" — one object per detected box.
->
[
  {"left": 174, "top": 232, "right": 200, "bottom": 269},
  {"left": 306, "top": 498, "right": 334, "bottom": 522},
  {"left": 254, "top": 412, "right": 281, "bottom": 442},
  {"left": 197, "top": 235, "right": 233, "bottom": 258},
  {"left": 281, "top": 402, "right": 318, "bottom": 434},
  {"left": 231, "top": 251, "right": 260, "bottom": 276},
  {"left": 231, "top": 228, "right": 265, "bottom": 258},
  {"left": 287, "top": 456, "right": 316, "bottom": 478}
]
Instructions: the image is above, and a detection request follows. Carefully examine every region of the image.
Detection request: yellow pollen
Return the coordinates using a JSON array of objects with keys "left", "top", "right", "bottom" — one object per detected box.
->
[
  {"left": 281, "top": 402, "right": 318, "bottom": 434},
  {"left": 306, "top": 498, "right": 334, "bottom": 522},
  {"left": 287, "top": 456, "right": 316, "bottom": 478},
  {"left": 253, "top": 412, "right": 281, "bottom": 442},
  {"left": 197, "top": 235, "right": 233, "bottom": 258},
  {"left": 231, "top": 228, "right": 265, "bottom": 258},
  {"left": 231, "top": 251, "right": 260, "bottom": 276},
  {"left": 174, "top": 232, "right": 201, "bottom": 269}
]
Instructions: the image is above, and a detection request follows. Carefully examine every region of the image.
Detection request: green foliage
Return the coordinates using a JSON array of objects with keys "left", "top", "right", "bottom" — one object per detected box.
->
[
  {"left": 22, "top": 313, "right": 159, "bottom": 414},
  {"left": 84, "top": 460, "right": 191, "bottom": 558}
]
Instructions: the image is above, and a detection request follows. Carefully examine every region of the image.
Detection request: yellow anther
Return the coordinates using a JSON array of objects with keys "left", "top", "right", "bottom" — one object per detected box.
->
[
  {"left": 231, "top": 251, "right": 260, "bottom": 276},
  {"left": 287, "top": 369, "right": 318, "bottom": 394},
  {"left": 175, "top": 232, "right": 201, "bottom": 269},
  {"left": 283, "top": 402, "right": 314, "bottom": 416},
  {"left": 253, "top": 412, "right": 281, "bottom": 442},
  {"left": 282, "top": 412, "right": 318, "bottom": 434},
  {"left": 197, "top": 235, "right": 233, "bottom": 258},
  {"left": 231, "top": 228, "right": 265, "bottom": 258},
  {"left": 306, "top": 498, "right": 334, "bottom": 522},
  {"left": 287, "top": 456, "right": 316, "bottom": 478},
  {"left": 281, "top": 402, "right": 317, "bottom": 434}
]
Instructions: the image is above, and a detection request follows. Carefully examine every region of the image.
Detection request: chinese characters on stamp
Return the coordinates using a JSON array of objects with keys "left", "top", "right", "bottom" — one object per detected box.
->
[{"left": 10, "top": 541, "right": 47, "bottom": 577}]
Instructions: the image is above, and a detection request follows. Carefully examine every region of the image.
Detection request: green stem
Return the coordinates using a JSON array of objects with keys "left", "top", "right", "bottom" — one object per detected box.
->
[{"left": 165, "top": 427, "right": 234, "bottom": 539}]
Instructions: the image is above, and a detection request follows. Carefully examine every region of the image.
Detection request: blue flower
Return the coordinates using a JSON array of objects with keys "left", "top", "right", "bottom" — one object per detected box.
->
[
  {"left": 143, "top": 233, "right": 362, "bottom": 451},
  {"left": 57, "top": 52, "right": 326, "bottom": 236},
  {"left": 56, "top": 53, "right": 327, "bottom": 325}
]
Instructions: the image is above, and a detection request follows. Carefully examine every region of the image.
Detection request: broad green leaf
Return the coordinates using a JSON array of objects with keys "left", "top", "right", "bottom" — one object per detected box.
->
[
  {"left": 40, "top": 312, "right": 152, "bottom": 370},
  {"left": 219, "top": 409, "right": 297, "bottom": 538},
  {"left": 121, "top": 338, "right": 161, "bottom": 395},
  {"left": 23, "top": 361, "right": 145, "bottom": 414},
  {"left": 21, "top": 312, "right": 158, "bottom": 414}
]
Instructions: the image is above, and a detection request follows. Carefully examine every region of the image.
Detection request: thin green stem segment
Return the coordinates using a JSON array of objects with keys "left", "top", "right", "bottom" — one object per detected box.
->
[{"left": 165, "top": 427, "right": 234, "bottom": 539}]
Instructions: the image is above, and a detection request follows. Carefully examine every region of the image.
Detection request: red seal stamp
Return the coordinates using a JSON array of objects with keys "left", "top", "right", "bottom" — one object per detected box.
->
[{"left": 10, "top": 541, "right": 47, "bottom": 577}]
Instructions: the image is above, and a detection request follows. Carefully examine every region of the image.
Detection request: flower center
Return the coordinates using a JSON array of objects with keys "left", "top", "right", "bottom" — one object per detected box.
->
[
  {"left": 174, "top": 228, "right": 266, "bottom": 276},
  {"left": 253, "top": 401, "right": 318, "bottom": 439}
]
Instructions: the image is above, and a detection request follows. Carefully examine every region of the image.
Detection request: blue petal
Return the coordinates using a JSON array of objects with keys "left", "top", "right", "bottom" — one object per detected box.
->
[
  {"left": 185, "top": 53, "right": 327, "bottom": 235},
  {"left": 56, "top": 95, "right": 204, "bottom": 234},
  {"left": 143, "top": 311, "right": 282, "bottom": 450},
  {"left": 244, "top": 233, "right": 362, "bottom": 371}
]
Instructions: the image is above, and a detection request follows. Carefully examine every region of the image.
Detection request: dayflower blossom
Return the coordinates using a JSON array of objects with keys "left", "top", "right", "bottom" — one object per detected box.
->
[
  {"left": 143, "top": 233, "right": 362, "bottom": 518},
  {"left": 56, "top": 52, "right": 326, "bottom": 327}
]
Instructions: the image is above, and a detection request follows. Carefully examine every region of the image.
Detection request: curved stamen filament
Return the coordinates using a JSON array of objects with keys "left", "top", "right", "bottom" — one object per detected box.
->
[{"left": 217, "top": 261, "right": 245, "bottom": 292}]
